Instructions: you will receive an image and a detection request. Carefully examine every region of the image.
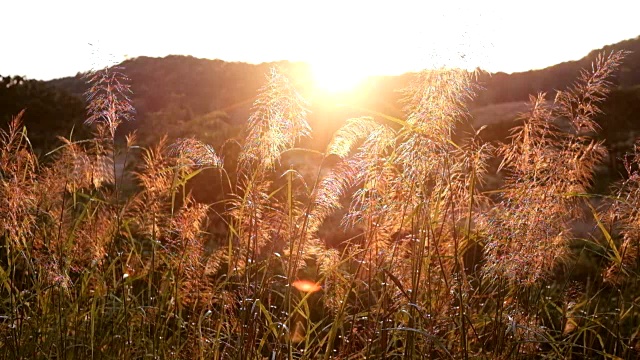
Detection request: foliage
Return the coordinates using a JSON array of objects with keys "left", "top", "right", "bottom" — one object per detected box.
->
[{"left": 0, "top": 75, "right": 86, "bottom": 154}]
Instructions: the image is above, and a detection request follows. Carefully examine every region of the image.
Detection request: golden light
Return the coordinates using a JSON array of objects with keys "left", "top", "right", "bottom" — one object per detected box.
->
[
  {"left": 292, "top": 279, "right": 322, "bottom": 293},
  {"left": 309, "top": 60, "right": 371, "bottom": 94}
]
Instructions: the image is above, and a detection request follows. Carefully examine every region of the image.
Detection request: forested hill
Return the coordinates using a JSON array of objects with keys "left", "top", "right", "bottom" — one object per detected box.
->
[
  {"left": 473, "top": 35, "right": 640, "bottom": 105},
  {"left": 49, "top": 56, "right": 312, "bottom": 119},
  {"left": 2, "top": 35, "right": 638, "bottom": 153},
  {"left": 46, "top": 56, "right": 315, "bottom": 146},
  {"left": 47, "top": 35, "right": 640, "bottom": 120},
  {"left": 0, "top": 76, "right": 87, "bottom": 154}
]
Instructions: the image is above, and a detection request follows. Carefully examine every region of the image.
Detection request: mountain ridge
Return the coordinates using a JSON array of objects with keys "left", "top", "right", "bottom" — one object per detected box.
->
[
  {"left": 2, "top": 35, "right": 638, "bottom": 153},
  {"left": 41, "top": 35, "right": 640, "bottom": 123}
]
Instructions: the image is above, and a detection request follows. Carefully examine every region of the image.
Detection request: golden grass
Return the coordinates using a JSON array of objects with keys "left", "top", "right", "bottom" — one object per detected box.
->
[{"left": 1, "top": 51, "right": 639, "bottom": 359}]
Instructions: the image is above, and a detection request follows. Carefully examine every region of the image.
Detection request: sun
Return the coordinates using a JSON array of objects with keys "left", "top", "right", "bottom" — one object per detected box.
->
[{"left": 309, "top": 60, "right": 371, "bottom": 94}]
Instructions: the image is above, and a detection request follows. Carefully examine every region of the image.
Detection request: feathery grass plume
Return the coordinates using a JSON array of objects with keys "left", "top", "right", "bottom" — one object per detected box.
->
[
  {"left": 310, "top": 118, "right": 400, "bottom": 324},
  {"left": 374, "top": 69, "right": 482, "bottom": 281},
  {"left": 306, "top": 160, "right": 354, "bottom": 238},
  {"left": 52, "top": 135, "right": 114, "bottom": 191},
  {"left": 168, "top": 137, "right": 224, "bottom": 211},
  {"left": 239, "top": 67, "right": 310, "bottom": 172},
  {"left": 225, "top": 69, "right": 316, "bottom": 282},
  {"left": 170, "top": 138, "right": 224, "bottom": 168},
  {"left": 393, "top": 68, "right": 479, "bottom": 220},
  {"left": 85, "top": 123, "right": 116, "bottom": 188},
  {"left": 28, "top": 145, "right": 117, "bottom": 289},
  {"left": 129, "top": 137, "right": 174, "bottom": 240},
  {"left": 326, "top": 116, "right": 387, "bottom": 158},
  {"left": 129, "top": 136, "right": 220, "bottom": 247},
  {"left": 165, "top": 198, "right": 212, "bottom": 305},
  {"left": 555, "top": 50, "right": 628, "bottom": 134},
  {"left": 333, "top": 121, "right": 395, "bottom": 227},
  {"left": 393, "top": 70, "right": 488, "bottom": 358},
  {"left": 167, "top": 199, "right": 209, "bottom": 256},
  {"left": 0, "top": 111, "right": 38, "bottom": 244},
  {"left": 309, "top": 117, "right": 394, "bottom": 237},
  {"left": 403, "top": 68, "right": 477, "bottom": 137},
  {"left": 484, "top": 51, "right": 625, "bottom": 285},
  {"left": 317, "top": 248, "right": 346, "bottom": 312},
  {"left": 605, "top": 140, "right": 640, "bottom": 284},
  {"left": 314, "top": 69, "right": 487, "bottom": 358},
  {"left": 84, "top": 65, "right": 135, "bottom": 138},
  {"left": 325, "top": 69, "right": 480, "bottom": 271},
  {"left": 65, "top": 205, "right": 118, "bottom": 272},
  {"left": 483, "top": 95, "right": 570, "bottom": 284}
]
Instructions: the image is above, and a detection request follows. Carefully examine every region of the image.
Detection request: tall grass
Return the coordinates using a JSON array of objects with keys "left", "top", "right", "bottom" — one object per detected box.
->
[{"left": 1, "top": 50, "right": 639, "bottom": 359}]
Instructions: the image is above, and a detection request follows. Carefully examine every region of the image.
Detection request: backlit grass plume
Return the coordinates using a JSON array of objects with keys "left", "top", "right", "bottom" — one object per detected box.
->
[
  {"left": 605, "top": 140, "right": 640, "bottom": 284},
  {"left": 84, "top": 66, "right": 135, "bottom": 138},
  {"left": 240, "top": 67, "right": 310, "bottom": 172},
  {"left": 484, "top": 50, "right": 625, "bottom": 285},
  {"left": 0, "top": 111, "right": 38, "bottom": 244}
]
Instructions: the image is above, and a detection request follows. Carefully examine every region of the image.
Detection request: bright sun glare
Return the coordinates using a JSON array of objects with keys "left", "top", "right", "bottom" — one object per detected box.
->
[{"left": 310, "top": 61, "right": 371, "bottom": 94}]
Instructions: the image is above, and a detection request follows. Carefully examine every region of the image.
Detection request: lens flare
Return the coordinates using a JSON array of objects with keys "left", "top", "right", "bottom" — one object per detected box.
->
[{"left": 292, "top": 279, "right": 322, "bottom": 293}]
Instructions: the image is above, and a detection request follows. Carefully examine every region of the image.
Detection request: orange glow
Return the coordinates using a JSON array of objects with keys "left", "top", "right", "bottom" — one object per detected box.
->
[{"left": 292, "top": 279, "right": 322, "bottom": 293}]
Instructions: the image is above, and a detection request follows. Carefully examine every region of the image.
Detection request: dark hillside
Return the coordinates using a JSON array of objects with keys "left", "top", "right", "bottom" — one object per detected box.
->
[
  {"left": 37, "top": 35, "right": 640, "bottom": 154},
  {"left": 46, "top": 35, "right": 640, "bottom": 124},
  {"left": 48, "top": 56, "right": 313, "bottom": 144},
  {"left": 474, "top": 35, "right": 640, "bottom": 105},
  {"left": 0, "top": 76, "right": 86, "bottom": 154}
]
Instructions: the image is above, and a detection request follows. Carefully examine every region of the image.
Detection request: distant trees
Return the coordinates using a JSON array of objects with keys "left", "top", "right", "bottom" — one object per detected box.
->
[
  {"left": 596, "top": 86, "right": 640, "bottom": 181},
  {"left": 140, "top": 109, "right": 238, "bottom": 146},
  {"left": 35, "top": 35, "right": 640, "bottom": 156},
  {"left": 48, "top": 56, "right": 298, "bottom": 147},
  {"left": 473, "top": 36, "right": 640, "bottom": 106},
  {"left": 0, "top": 75, "right": 86, "bottom": 154}
]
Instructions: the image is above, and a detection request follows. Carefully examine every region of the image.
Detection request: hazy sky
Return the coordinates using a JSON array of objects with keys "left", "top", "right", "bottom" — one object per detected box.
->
[{"left": 2, "top": 0, "right": 639, "bottom": 81}]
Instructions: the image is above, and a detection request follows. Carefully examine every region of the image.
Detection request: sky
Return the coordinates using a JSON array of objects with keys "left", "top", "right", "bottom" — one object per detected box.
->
[{"left": 2, "top": 0, "right": 639, "bottom": 82}]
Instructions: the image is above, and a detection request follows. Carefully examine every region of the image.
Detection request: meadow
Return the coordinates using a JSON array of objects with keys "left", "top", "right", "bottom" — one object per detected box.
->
[{"left": 1, "top": 50, "right": 640, "bottom": 359}]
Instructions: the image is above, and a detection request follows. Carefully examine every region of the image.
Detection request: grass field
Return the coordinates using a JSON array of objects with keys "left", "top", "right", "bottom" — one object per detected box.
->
[{"left": 1, "top": 51, "right": 640, "bottom": 359}]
